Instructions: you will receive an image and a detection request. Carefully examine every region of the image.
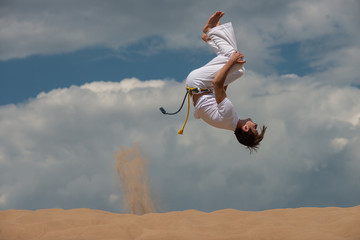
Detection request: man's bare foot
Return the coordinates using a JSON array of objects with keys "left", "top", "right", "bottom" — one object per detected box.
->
[
  {"left": 202, "top": 11, "right": 224, "bottom": 33},
  {"left": 201, "top": 33, "right": 211, "bottom": 42},
  {"left": 201, "top": 22, "right": 220, "bottom": 42}
]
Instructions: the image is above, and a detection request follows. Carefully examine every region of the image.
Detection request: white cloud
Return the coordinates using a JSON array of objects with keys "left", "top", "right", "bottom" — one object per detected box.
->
[
  {"left": 108, "top": 194, "right": 121, "bottom": 204},
  {"left": 350, "top": 113, "right": 360, "bottom": 127},
  {"left": 331, "top": 138, "right": 348, "bottom": 153},
  {"left": 0, "top": 194, "right": 7, "bottom": 207},
  {"left": 80, "top": 78, "right": 165, "bottom": 93},
  {"left": 0, "top": 72, "right": 359, "bottom": 212},
  {"left": 1, "top": 0, "right": 360, "bottom": 212}
]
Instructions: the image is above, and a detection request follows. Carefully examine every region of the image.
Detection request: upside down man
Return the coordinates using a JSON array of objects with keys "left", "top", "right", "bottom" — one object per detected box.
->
[{"left": 185, "top": 11, "right": 267, "bottom": 152}]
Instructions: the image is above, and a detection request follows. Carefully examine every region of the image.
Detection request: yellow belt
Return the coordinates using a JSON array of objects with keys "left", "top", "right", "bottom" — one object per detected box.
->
[
  {"left": 178, "top": 87, "right": 211, "bottom": 135},
  {"left": 160, "top": 87, "right": 212, "bottom": 135}
]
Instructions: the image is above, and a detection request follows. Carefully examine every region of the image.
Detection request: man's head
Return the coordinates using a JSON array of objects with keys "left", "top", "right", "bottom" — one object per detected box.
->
[{"left": 234, "top": 118, "right": 267, "bottom": 153}]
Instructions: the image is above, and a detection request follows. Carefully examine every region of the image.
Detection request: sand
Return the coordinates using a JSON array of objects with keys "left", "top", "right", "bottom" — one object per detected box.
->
[
  {"left": 2, "top": 145, "right": 359, "bottom": 239},
  {"left": 116, "top": 143, "right": 156, "bottom": 215},
  {"left": 1, "top": 206, "right": 359, "bottom": 240}
]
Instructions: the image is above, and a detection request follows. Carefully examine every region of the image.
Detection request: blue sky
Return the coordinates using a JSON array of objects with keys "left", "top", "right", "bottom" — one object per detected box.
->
[
  {"left": 0, "top": 0, "right": 360, "bottom": 213},
  {"left": 0, "top": 34, "right": 307, "bottom": 105},
  {"left": 0, "top": 0, "right": 323, "bottom": 105},
  {"left": 0, "top": 44, "right": 213, "bottom": 104}
]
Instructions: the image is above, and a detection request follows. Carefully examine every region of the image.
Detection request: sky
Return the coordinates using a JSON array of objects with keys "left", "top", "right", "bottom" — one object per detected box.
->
[{"left": 0, "top": 0, "right": 360, "bottom": 213}]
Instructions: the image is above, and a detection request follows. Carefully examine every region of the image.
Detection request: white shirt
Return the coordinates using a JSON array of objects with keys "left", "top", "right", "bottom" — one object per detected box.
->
[{"left": 194, "top": 94, "right": 239, "bottom": 131}]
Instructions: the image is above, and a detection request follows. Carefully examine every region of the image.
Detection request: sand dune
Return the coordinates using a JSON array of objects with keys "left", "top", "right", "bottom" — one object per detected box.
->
[
  {"left": 2, "top": 146, "right": 359, "bottom": 239},
  {"left": 1, "top": 206, "right": 359, "bottom": 240}
]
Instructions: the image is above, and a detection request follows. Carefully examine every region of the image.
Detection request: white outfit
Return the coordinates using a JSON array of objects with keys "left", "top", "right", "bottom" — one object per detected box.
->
[{"left": 185, "top": 22, "right": 245, "bottom": 131}]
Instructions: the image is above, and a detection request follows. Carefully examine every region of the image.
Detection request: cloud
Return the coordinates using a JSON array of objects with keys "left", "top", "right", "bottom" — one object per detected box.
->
[
  {"left": 1, "top": 0, "right": 359, "bottom": 212},
  {"left": 0, "top": 0, "right": 204, "bottom": 60},
  {"left": 0, "top": 72, "right": 359, "bottom": 212},
  {"left": 1, "top": 0, "right": 359, "bottom": 79},
  {"left": 331, "top": 138, "right": 348, "bottom": 153}
]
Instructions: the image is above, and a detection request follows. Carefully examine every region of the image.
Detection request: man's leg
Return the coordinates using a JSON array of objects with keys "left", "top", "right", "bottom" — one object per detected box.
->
[
  {"left": 201, "top": 11, "right": 224, "bottom": 55},
  {"left": 202, "top": 24, "right": 221, "bottom": 55},
  {"left": 203, "top": 13, "right": 245, "bottom": 85},
  {"left": 186, "top": 12, "right": 244, "bottom": 89},
  {"left": 202, "top": 21, "right": 245, "bottom": 86},
  {"left": 206, "top": 22, "right": 238, "bottom": 57},
  {"left": 202, "top": 11, "right": 238, "bottom": 57},
  {"left": 212, "top": 51, "right": 246, "bottom": 104}
]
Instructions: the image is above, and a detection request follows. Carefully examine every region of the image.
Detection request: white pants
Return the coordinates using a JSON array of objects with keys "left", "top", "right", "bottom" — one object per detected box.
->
[{"left": 186, "top": 22, "right": 245, "bottom": 90}]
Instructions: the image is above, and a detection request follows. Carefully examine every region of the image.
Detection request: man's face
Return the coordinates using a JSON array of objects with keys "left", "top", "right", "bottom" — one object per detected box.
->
[{"left": 242, "top": 118, "right": 258, "bottom": 135}]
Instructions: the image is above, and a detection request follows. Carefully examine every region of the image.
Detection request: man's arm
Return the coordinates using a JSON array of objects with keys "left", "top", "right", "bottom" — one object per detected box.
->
[{"left": 212, "top": 51, "right": 246, "bottom": 104}]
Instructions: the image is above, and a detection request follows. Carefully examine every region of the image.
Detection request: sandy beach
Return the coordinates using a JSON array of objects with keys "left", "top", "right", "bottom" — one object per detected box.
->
[{"left": 1, "top": 206, "right": 359, "bottom": 240}]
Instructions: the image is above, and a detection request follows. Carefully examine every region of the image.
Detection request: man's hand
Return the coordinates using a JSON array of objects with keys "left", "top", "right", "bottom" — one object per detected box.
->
[
  {"left": 229, "top": 51, "right": 246, "bottom": 65},
  {"left": 212, "top": 51, "right": 244, "bottom": 104}
]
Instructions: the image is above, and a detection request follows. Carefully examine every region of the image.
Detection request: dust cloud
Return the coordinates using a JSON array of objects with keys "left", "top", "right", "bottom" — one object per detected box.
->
[{"left": 116, "top": 143, "right": 157, "bottom": 215}]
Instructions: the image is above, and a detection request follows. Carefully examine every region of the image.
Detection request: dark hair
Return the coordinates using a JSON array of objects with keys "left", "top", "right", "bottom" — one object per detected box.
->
[{"left": 234, "top": 125, "right": 267, "bottom": 153}]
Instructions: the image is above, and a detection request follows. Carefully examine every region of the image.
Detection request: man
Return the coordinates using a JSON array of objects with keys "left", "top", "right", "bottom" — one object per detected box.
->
[{"left": 186, "top": 11, "right": 267, "bottom": 152}]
